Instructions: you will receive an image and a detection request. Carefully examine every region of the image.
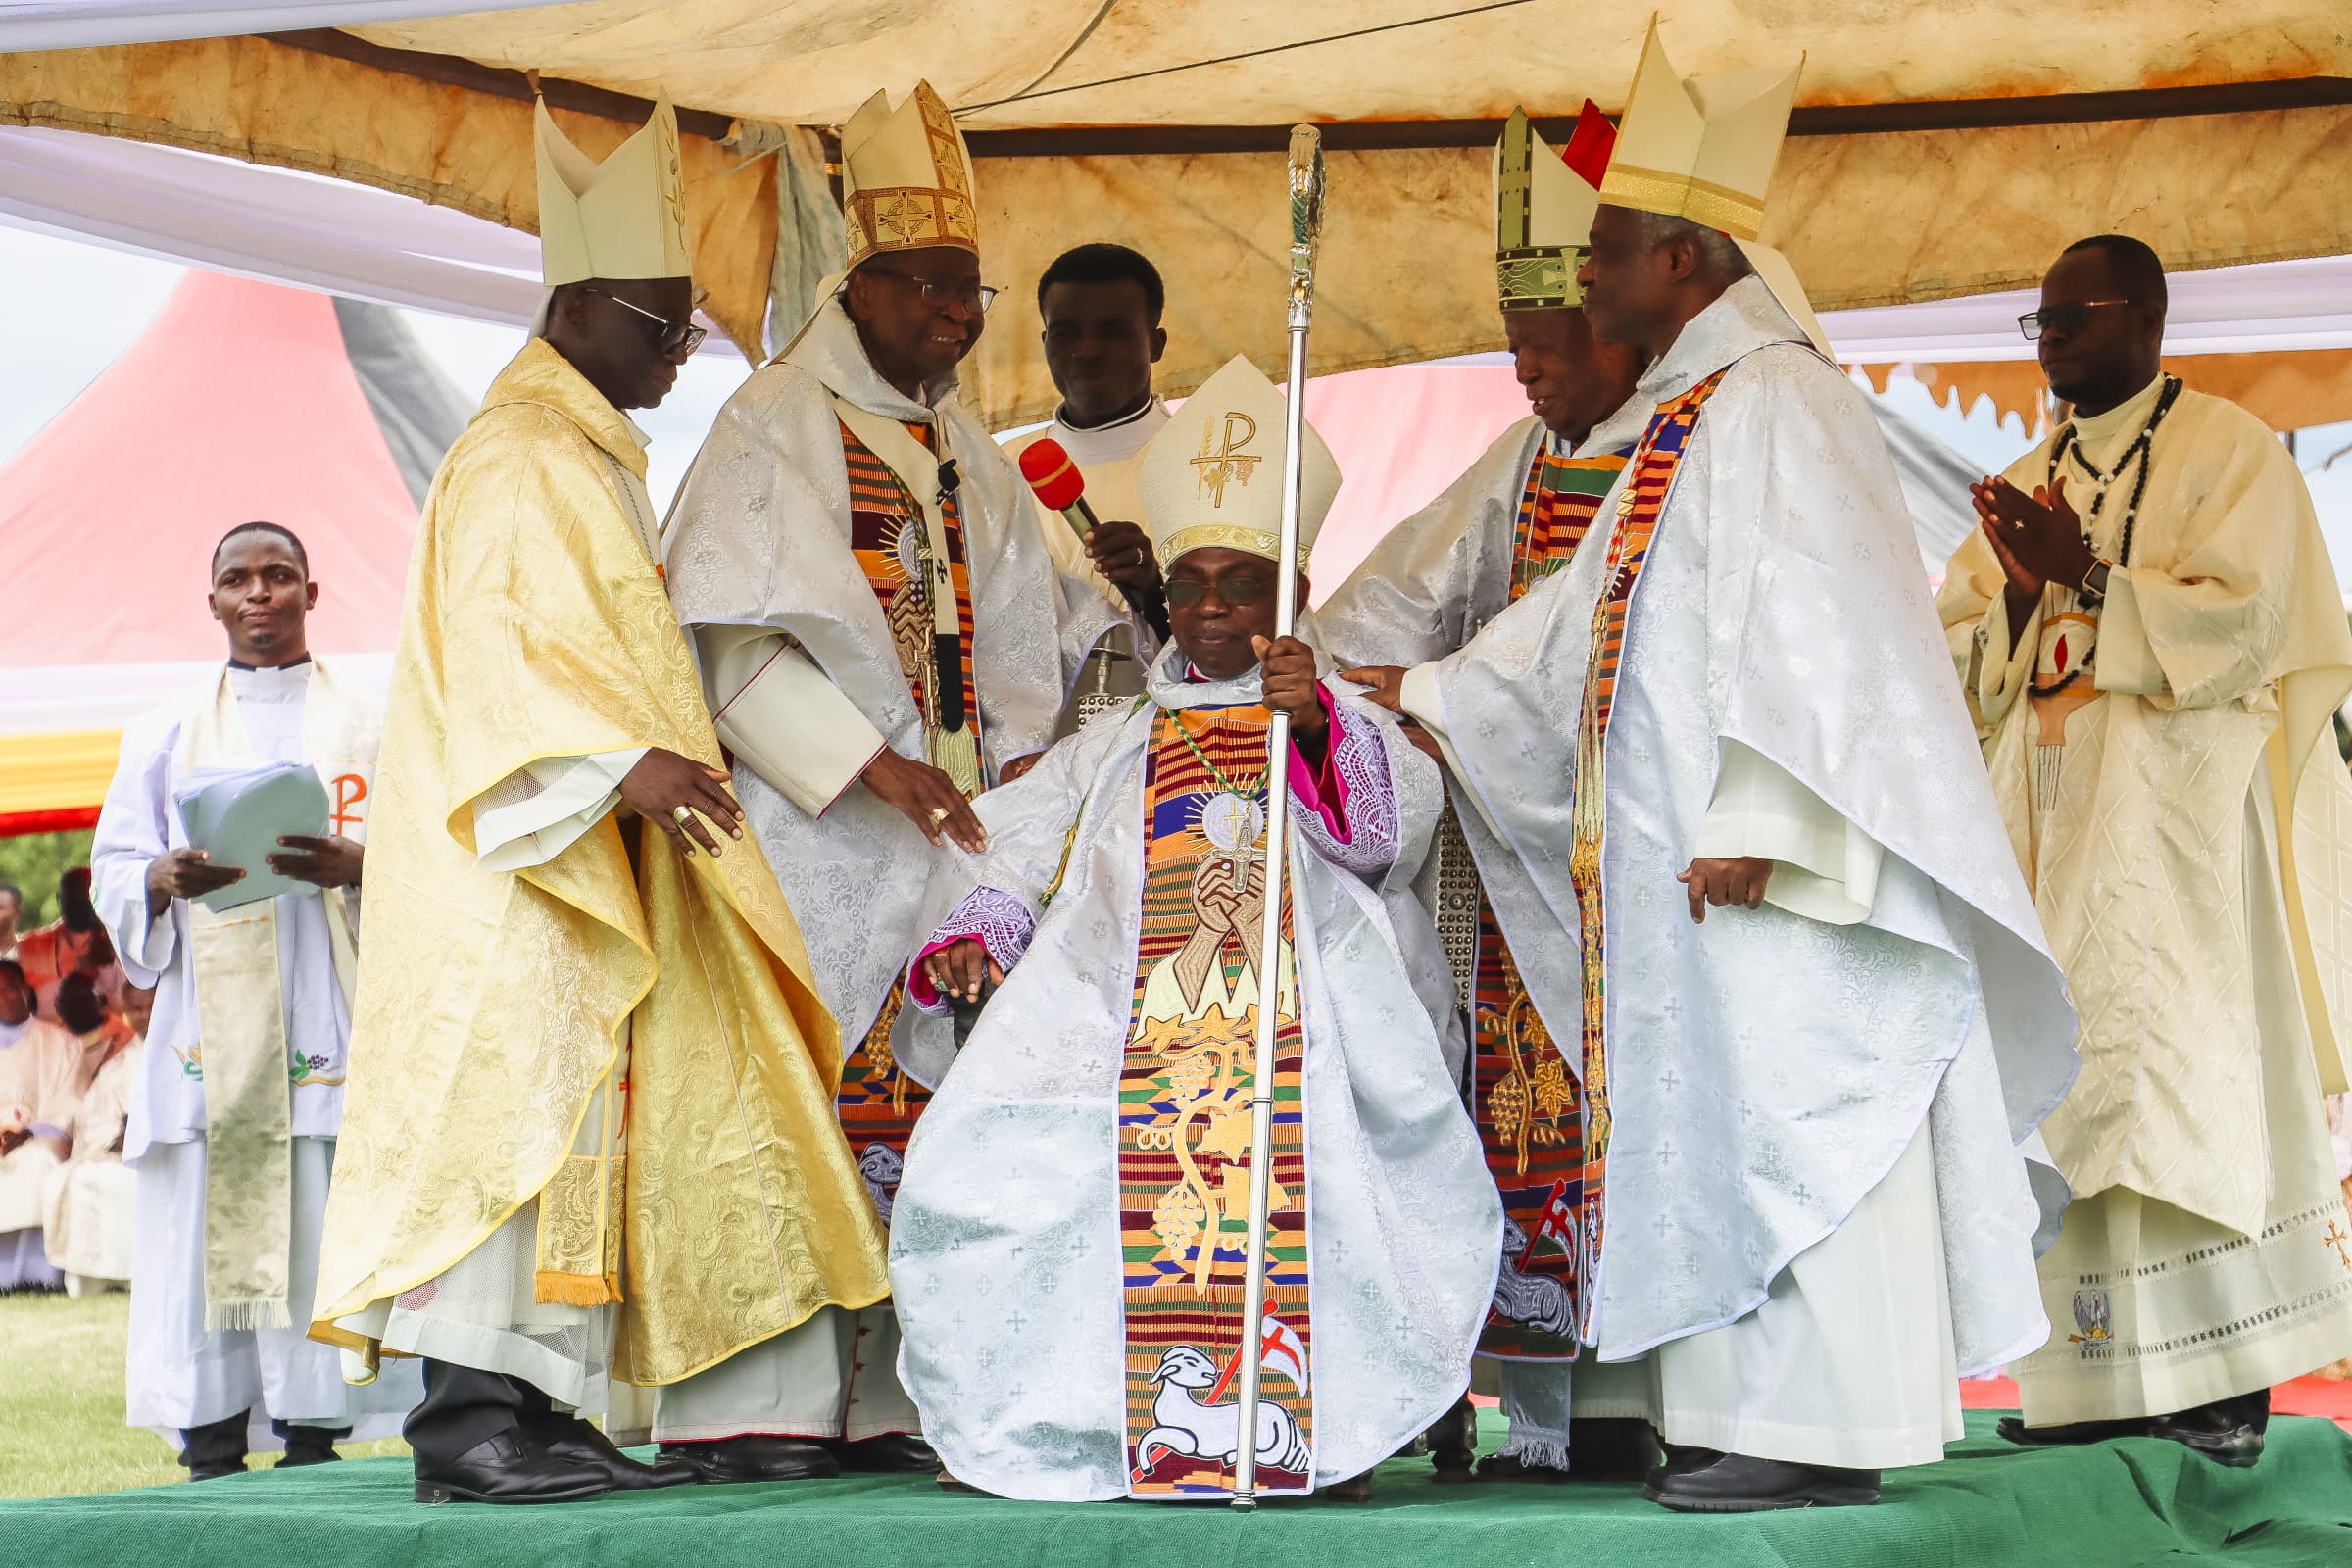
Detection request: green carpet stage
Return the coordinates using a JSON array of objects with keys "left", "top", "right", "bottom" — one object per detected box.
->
[{"left": 7, "top": 1412, "right": 2349, "bottom": 1567}]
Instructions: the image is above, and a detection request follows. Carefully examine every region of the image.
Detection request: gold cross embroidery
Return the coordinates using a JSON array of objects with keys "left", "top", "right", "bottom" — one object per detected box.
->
[
  {"left": 1192, "top": 412, "right": 1262, "bottom": 506},
  {"left": 2325, "top": 1219, "right": 2351, "bottom": 1272}
]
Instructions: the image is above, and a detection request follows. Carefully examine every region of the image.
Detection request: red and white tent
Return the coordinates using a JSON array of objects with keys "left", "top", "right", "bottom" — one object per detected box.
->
[{"left": 0, "top": 267, "right": 469, "bottom": 833}]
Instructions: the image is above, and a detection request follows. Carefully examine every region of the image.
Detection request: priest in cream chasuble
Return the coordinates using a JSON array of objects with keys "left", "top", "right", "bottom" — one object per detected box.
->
[
  {"left": 1319, "top": 102, "right": 1646, "bottom": 1480},
  {"left": 888, "top": 358, "right": 1497, "bottom": 1502},
  {"left": 312, "top": 96, "right": 886, "bottom": 1507},
  {"left": 662, "top": 80, "right": 1092, "bottom": 1473},
  {"left": 1942, "top": 233, "right": 2352, "bottom": 1463},
  {"left": 1363, "top": 24, "right": 2078, "bottom": 1513}
]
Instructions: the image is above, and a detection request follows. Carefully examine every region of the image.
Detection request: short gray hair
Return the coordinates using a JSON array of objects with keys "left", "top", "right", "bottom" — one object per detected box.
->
[{"left": 1625, "top": 211, "right": 1753, "bottom": 285}]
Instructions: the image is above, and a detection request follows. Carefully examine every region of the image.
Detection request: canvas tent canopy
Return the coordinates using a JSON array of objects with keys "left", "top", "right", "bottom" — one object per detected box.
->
[{"left": 3, "top": 1, "right": 2349, "bottom": 428}]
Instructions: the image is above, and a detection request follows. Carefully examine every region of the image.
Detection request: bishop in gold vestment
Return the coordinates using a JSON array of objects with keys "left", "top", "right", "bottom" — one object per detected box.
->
[
  {"left": 312, "top": 96, "right": 887, "bottom": 1506},
  {"left": 1943, "top": 235, "right": 2352, "bottom": 1456}
]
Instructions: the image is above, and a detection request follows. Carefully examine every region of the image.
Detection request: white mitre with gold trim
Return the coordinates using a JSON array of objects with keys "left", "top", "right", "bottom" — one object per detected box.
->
[
  {"left": 535, "top": 95, "right": 691, "bottom": 288},
  {"left": 1138, "top": 357, "right": 1341, "bottom": 573},
  {"left": 841, "top": 80, "right": 980, "bottom": 267},
  {"left": 1597, "top": 22, "right": 1831, "bottom": 356}
]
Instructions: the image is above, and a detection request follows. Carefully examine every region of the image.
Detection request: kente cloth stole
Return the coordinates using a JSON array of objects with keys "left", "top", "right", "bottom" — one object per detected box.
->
[
  {"left": 178, "top": 663, "right": 372, "bottom": 1331},
  {"left": 834, "top": 418, "right": 980, "bottom": 1211},
  {"left": 1468, "top": 441, "right": 1639, "bottom": 1359},
  {"left": 1508, "top": 444, "right": 1636, "bottom": 599},
  {"left": 840, "top": 416, "right": 984, "bottom": 788},
  {"left": 1566, "top": 370, "right": 1728, "bottom": 1343},
  {"left": 1119, "top": 704, "right": 1313, "bottom": 1498}
]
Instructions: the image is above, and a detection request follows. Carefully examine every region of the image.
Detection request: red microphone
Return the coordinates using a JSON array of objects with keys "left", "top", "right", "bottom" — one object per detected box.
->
[{"left": 1017, "top": 437, "right": 1103, "bottom": 542}]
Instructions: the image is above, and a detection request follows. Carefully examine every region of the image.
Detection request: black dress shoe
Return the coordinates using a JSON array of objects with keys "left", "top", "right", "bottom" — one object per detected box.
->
[
  {"left": 186, "top": 1460, "right": 248, "bottom": 1483},
  {"left": 278, "top": 1428, "right": 343, "bottom": 1468},
  {"left": 2151, "top": 1397, "right": 2267, "bottom": 1469},
  {"left": 1426, "top": 1396, "right": 1479, "bottom": 1482},
  {"left": 534, "top": 1419, "right": 700, "bottom": 1490},
  {"left": 830, "top": 1433, "right": 943, "bottom": 1474},
  {"left": 658, "top": 1434, "right": 839, "bottom": 1484},
  {"left": 414, "top": 1430, "right": 612, "bottom": 1505},
  {"left": 1569, "top": 1418, "right": 1664, "bottom": 1480},
  {"left": 1996, "top": 1415, "right": 2152, "bottom": 1447},
  {"left": 179, "top": 1411, "right": 249, "bottom": 1481},
  {"left": 1644, "top": 1450, "right": 1880, "bottom": 1512}
]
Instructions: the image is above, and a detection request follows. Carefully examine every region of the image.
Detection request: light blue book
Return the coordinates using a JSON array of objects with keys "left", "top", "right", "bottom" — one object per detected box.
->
[{"left": 172, "top": 762, "right": 329, "bottom": 913}]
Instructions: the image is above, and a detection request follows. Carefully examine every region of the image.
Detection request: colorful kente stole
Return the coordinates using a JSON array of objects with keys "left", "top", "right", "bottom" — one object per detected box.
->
[
  {"left": 837, "top": 418, "right": 980, "bottom": 1212},
  {"left": 1118, "top": 704, "right": 1313, "bottom": 1498},
  {"left": 1472, "top": 440, "right": 1634, "bottom": 1359},
  {"left": 1564, "top": 371, "right": 1728, "bottom": 1342}
]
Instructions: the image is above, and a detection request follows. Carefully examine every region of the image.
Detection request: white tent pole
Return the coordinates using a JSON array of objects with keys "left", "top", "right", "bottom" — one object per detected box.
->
[{"left": 1232, "top": 123, "right": 1323, "bottom": 1515}]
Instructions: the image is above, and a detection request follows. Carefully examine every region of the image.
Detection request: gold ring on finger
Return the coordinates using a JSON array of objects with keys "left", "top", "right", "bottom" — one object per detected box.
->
[
  {"left": 928, "top": 806, "right": 952, "bottom": 826},
  {"left": 673, "top": 805, "right": 694, "bottom": 824}
]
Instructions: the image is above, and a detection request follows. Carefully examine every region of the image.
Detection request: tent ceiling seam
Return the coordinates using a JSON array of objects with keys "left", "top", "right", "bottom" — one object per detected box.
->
[{"left": 262, "top": 32, "right": 2351, "bottom": 153}]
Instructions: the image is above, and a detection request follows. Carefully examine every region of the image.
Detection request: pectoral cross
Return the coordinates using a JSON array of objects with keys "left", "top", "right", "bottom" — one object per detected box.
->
[{"left": 2324, "top": 1220, "right": 2351, "bottom": 1272}]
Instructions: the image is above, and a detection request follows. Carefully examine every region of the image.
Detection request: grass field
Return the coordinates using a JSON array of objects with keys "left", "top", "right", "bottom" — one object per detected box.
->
[{"left": 0, "top": 1290, "right": 405, "bottom": 1500}]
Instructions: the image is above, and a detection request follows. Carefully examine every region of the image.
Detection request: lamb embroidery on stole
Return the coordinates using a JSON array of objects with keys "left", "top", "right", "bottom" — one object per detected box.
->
[{"left": 1118, "top": 703, "right": 1314, "bottom": 1497}]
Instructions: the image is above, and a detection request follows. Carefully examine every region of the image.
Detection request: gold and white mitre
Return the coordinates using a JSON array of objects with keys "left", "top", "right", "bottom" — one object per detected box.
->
[
  {"left": 1494, "top": 102, "right": 1616, "bottom": 312},
  {"left": 1597, "top": 22, "right": 1832, "bottom": 355},
  {"left": 1137, "top": 357, "right": 1341, "bottom": 573},
  {"left": 534, "top": 94, "right": 692, "bottom": 288},
  {"left": 841, "top": 80, "right": 980, "bottom": 267}
]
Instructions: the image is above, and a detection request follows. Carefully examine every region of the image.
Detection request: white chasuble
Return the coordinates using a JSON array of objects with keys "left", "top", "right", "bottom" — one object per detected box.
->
[
  {"left": 888, "top": 652, "right": 1498, "bottom": 1501},
  {"left": 1418, "top": 277, "right": 2076, "bottom": 1377},
  {"left": 664, "top": 298, "right": 1093, "bottom": 1053}
]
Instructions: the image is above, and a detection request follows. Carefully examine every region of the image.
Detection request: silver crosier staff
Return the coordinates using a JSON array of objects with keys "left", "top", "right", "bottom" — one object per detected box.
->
[{"left": 1231, "top": 122, "right": 1325, "bottom": 1514}]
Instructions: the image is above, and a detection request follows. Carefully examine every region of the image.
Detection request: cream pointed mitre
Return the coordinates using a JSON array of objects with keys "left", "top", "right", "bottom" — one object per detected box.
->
[
  {"left": 841, "top": 80, "right": 980, "bottom": 267},
  {"left": 1599, "top": 22, "right": 1832, "bottom": 356},
  {"left": 1599, "top": 22, "right": 1797, "bottom": 242},
  {"left": 1495, "top": 102, "right": 1616, "bottom": 311},
  {"left": 1138, "top": 357, "right": 1341, "bottom": 573},
  {"left": 535, "top": 95, "right": 692, "bottom": 288}
]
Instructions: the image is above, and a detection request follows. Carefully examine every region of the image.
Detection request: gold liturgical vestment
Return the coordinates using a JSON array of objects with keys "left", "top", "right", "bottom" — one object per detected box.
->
[{"left": 312, "top": 340, "right": 890, "bottom": 1385}]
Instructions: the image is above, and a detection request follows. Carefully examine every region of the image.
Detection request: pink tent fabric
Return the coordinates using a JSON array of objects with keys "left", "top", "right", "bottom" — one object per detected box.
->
[
  {"left": 0, "top": 269, "right": 432, "bottom": 669},
  {"left": 1303, "top": 364, "right": 1537, "bottom": 602}
]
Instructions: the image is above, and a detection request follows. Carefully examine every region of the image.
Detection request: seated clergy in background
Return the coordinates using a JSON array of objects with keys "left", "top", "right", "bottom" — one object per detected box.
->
[
  {"left": 1007, "top": 242, "right": 1177, "bottom": 730},
  {"left": 42, "top": 981, "right": 150, "bottom": 1295},
  {"left": 889, "top": 357, "right": 1498, "bottom": 1505},
  {"left": 18, "top": 869, "right": 124, "bottom": 1022},
  {"left": 90, "top": 519, "right": 419, "bottom": 1481},
  {"left": 1940, "top": 233, "right": 2352, "bottom": 1467},
  {"left": 0, "top": 957, "right": 77, "bottom": 1290},
  {"left": 1351, "top": 24, "right": 2079, "bottom": 1511},
  {"left": 1318, "top": 102, "right": 1646, "bottom": 1483}
]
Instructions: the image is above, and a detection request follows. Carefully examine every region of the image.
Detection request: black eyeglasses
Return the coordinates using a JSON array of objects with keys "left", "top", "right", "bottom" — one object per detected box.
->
[
  {"left": 858, "top": 264, "right": 999, "bottom": 314},
  {"left": 2017, "top": 300, "right": 2135, "bottom": 341},
  {"left": 1165, "top": 573, "right": 1271, "bottom": 608},
  {"left": 584, "top": 287, "right": 707, "bottom": 355}
]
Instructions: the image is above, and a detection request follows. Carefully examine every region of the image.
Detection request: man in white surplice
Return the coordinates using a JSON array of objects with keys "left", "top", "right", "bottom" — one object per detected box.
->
[
  {"left": 1348, "top": 24, "right": 2078, "bottom": 1512},
  {"left": 90, "top": 522, "right": 421, "bottom": 1481}
]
